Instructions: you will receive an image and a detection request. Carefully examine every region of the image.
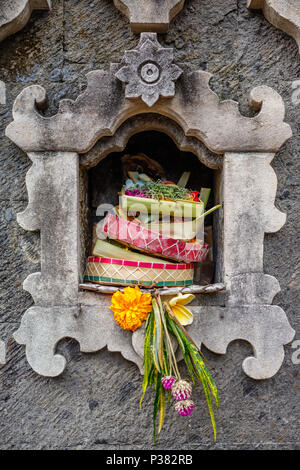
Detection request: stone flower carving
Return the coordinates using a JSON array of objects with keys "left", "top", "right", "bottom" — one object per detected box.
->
[{"left": 115, "top": 33, "right": 182, "bottom": 107}]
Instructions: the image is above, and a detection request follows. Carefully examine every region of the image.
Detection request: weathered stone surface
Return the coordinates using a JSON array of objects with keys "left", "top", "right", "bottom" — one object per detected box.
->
[
  {"left": 5, "top": 34, "right": 292, "bottom": 154},
  {"left": 223, "top": 152, "right": 286, "bottom": 280},
  {"left": 227, "top": 273, "right": 281, "bottom": 306},
  {"left": 0, "top": 340, "right": 6, "bottom": 365},
  {"left": 0, "top": 200, "right": 41, "bottom": 323},
  {"left": 115, "top": 33, "right": 183, "bottom": 107},
  {"left": 16, "top": 152, "right": 80, "bottom": 307},
  {"left": 113, "top": 0, "right": 185, "bottom": 33},
  {"left": 0, "top": 0, "right": 51, "bottom": 42},
  {"left": 15, "top": 292, "right": 293, "bottom": 380},
  {"left": 187, "top": 305, "right": 295, "bottom": 380},
  {"left": 248, "top": 0, "right": 300, "bottom": 53},
  {"left": 0, "top": 0, "right": 299, "bottom": 450},
  {"left": 13, "top": 305, "right": 143, "bottom": 377}
]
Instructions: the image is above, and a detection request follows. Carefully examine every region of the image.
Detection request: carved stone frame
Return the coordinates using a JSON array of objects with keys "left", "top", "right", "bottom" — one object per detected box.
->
[
  {"left": 248, "top": 0, "right": 300, "bottom": 53},
  {"left": 0, "top": 0, "right": 51, "bottom": 42},
  {"left": 6, "top": 34, "right": 295, "bottom": 379}
]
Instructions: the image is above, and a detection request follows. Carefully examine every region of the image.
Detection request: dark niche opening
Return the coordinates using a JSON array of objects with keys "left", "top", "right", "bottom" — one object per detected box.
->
[{"left": 81, "top": 130, "right": 222, "bottom": 288}]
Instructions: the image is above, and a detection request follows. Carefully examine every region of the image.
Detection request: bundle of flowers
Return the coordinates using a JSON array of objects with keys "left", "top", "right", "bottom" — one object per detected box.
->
[{"left": 110, "top": 286, "right": 219, "bottom": 443}]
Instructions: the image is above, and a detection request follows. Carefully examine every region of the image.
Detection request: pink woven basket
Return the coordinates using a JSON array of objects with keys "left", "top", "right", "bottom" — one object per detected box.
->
[{"left": 101, "top": 214, "right": 209, "bottom": 263}]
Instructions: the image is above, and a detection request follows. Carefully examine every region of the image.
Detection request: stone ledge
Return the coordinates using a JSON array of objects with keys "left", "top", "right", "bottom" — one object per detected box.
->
[{"left": 113, "top": 0, "right": 184, "bottom": 33}]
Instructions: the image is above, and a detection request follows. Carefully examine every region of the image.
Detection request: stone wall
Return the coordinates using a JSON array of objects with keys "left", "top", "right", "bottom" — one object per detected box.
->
[{"left": 0, "top": 0, "right": 299, "bottom": 450}]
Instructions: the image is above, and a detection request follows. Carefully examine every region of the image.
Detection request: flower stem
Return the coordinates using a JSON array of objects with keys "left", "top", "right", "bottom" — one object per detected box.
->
[{"left": 154, "top": 291, "right": 181, "bottom": 380}]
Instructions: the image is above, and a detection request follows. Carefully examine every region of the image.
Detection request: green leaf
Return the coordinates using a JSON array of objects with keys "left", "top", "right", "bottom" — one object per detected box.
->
[
  {"left": 140, "top": 312, "right": 155, "bottom": 408},
  {"left": 158, "top": 387, "right": 166, "bottom": 434},
  {"left": 162, "top": 338, "right": 170, "bottom": 377},
  {"left": 177, "top": 171, "right": 191, "bottom": 188},
  {"left": 166, "top": 316, "right": 183, "bottom": 350},
  {"left": 152, "top": 299, "right": 163, "bottom": 372},
  {"left": 187, "top": 343, "right": 219, "bottom": 407},
  {"left": 196, "top": 366, "right": 217, "bottom": 441},
  {"left": 165, "top": 312, "right": 219, "bottom": 441},
  {"left": 150, "top": 318, "right": 159, "bottom": 372},
  {"left": 189, "top": 351, "right": 217, "bottom": 441},
  {"left": 183, "top": 352, "right": 197, "bottom": 386},
  {"left": 153, "top": 372, "right": 162, "bottom": 443},
  {"left": 148, "top": 363, "right": 156, "bottom": 387},
  {"left": 144, "top": 309, "right": 153, "bottom": 332},
  {"left": 199, "top": 188, "right": 211, "bottom": 209}
]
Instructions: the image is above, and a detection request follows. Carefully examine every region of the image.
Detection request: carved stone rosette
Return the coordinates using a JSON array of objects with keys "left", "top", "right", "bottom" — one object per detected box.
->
[
  {"left": 115, "top": 33, "right": 182, "bottom": 107},
  {"left": 6, "top": 34, "right": 295, "bottom": 379}
]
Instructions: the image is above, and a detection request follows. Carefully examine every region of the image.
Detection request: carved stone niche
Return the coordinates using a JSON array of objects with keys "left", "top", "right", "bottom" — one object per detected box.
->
[
  {"left": 0, "top": 0, "right": 51, "bottom": 42},
  {"left": 248, "top": 0, "right": 300, "bottom": 53},
  {"left": 5, "top": 33, "right": 295, "bottom": 379},
  {"left": 113, "top": 0, "right": 185, "bottom": 33}
]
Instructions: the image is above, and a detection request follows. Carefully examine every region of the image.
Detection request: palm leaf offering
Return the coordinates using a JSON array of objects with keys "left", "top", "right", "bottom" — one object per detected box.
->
[
  {"left": 121, "top": 193, "right": 204, "bottom": 219},
  {"left": 85, "top": 153, "right": 222, "bottom": 286},
  {"left": 140, "top": 292, "right": 219, "bottom": 443}
]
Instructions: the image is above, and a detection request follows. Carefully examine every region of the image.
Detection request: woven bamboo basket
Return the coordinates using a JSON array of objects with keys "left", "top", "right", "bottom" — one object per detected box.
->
[{"left": 84, "top": 256, "right": 194, "bottom": 287}]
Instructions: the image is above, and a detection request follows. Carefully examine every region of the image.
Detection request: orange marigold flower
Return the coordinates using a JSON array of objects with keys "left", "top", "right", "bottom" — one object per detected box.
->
[{"left": 110, "top": 286, "right": 152, "bottom": 331}]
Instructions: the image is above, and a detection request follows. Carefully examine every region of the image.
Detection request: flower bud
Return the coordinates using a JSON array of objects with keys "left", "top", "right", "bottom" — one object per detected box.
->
[
  {"left": 175, "top": 400, "right": 194, "bottom": 416},
  {"left": 172, "top": 379, "right": 192, "bottom": 401},
  {"left": 161, "top": 376, "right": 176, "bottom": 390}
]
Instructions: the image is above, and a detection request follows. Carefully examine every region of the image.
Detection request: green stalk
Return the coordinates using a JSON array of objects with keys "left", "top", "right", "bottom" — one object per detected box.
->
[
  {"left": 177, "top": 171, "right": 191, "bottom": 188},
  {"left": 155, "top": 291, "right": 181, "bottom": 380},
  {"left": 199, "top": 188, "right": 211, "bottom": 209},
  {"left": 163, "top": 301, "right": 205, "bottom": 360}
]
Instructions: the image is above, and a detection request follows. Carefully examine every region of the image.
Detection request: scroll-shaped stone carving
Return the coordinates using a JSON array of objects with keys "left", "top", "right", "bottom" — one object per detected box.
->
[
  {"left": 5, "top": 34, "right": 292, "bottom": 154},
  {"left": 0, "top": 0, "right": 51, "bottom": 42},
  {"left": 115, "top": 33, "right": 182, "bottom": 107},
  {"left": 186, "top": 306, "right": 295, "bottom": 380},
  {"left": 113, "top": 0, "right": 184, "bottom": 33},
  {"left": 248, "top": 0, "right": 300, "bottom": 53},
  {"left": 13, "top": 306, "right": 143, "bottom": 377},
  {"left": 17, "top": 152, "right": 80, "bottom": 307}
]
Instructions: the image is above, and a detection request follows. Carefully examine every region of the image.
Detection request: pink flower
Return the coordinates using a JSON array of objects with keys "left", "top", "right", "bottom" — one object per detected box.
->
[
  {"left": 175, "top": 400, "right": 194, "bottom": 416},
  {"left": 161, "top": 376, "right": 176, "bottom": 390},
  {"left": 172, "top": 379, "right": 192, "bottom": 401}
]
